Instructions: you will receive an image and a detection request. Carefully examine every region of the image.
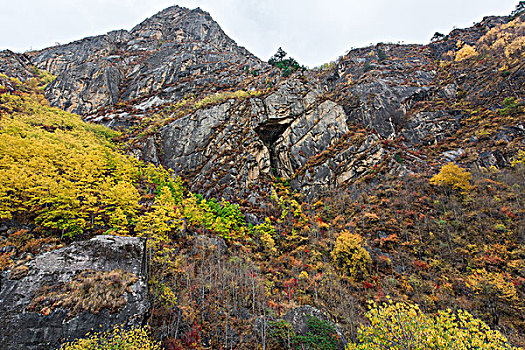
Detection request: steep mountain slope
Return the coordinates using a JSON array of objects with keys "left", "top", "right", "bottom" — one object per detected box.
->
[
  {"left": 19, "top": 7, "right": 521, "bottom": 203},
  {"left": 0, "top": 4, "right": 524, "bottom": 350}
]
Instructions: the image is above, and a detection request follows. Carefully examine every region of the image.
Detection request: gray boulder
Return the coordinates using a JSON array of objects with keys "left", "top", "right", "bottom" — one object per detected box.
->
[{"left": 0, "top": 235, "right": 149, "bottom": 350}]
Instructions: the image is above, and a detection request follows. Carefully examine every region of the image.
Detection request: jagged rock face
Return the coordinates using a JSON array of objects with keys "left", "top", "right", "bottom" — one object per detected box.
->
[
  {"left": 158, "top": 74, "right": 432, "bottom": 199},
  {"left": 28, "top": 6, "right": 265, "bottom": 115},
  {"left": 401, "top": 111, "right": 463, "bottom": 145},
  {"left": 161, "top": 101, "right": 236, "bottom": 175},
  {"left": 44, "top": 62, "right": 123, "bottom": 114},
  {"left": 156, "top": 42, "right": 464, "bottom": 199},
  {"left": 0, "top": 235, "right": 148, "bottom": 350},
  {"left": 160, "top": 97, "right": 271, "bottom": 199},
  {"left": 0, "top": 50, "right": 37, "bottom": 81},
  {"left": 253, "top": 81, "right": 350, "bottom": 179},
  {"left": 3, "top": 6, "right": 478, "bottom": 202},
  {"left": 2, "top": 6, "right": 521, "bottom": 202},
  {"left": 159, "top": 79, "right": 358, "bottom": 198},
  {"left": 273, "top": 100, "right": 349, "bottom": 178},
  {"left": 333, "top": 44, "right": 441, "bottom": 139}
]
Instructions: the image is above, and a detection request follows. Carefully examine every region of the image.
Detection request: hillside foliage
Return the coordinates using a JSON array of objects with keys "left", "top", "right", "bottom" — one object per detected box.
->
[
  {"left": 347, "top": 300, "right": 520, "bottom": 349},
  {"left": 1, "top": 7, "right": 525, "bottom": 350}
]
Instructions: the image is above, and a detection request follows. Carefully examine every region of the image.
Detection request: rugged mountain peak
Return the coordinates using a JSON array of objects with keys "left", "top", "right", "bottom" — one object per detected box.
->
[
  {"left": 0, "top": 5, "right": 524, "bottom": 349},
  {"left": 23, "top": 6, "right": 266, "bottom": 115},
  {"left": 129, "top": 5, "right": 236, "bottom": 51}
]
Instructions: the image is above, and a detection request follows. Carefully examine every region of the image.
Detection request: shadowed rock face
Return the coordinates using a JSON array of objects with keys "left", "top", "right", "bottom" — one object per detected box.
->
[
  {"left": 0, "top": 235, "right": 148, "bottom": 350},
  {"left": 158, "top": 79, "right": 353, "bottom": 199}
]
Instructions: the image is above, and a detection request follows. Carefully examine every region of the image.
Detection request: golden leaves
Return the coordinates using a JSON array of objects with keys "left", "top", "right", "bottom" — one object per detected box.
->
[
  {"left": 331, "top": 230, "right": 371, "bottom": 280},
  {"left": 430, "top": 163, "right": 472, "bottom": 192},
  {"left": 347, "top": 300, "right": 520, "bottom": 349}
]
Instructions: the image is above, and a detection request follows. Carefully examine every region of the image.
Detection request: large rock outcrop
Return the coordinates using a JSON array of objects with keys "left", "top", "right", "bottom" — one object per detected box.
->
[
  {"left": 158, "top": 78, "right": 361, "bottom": 199},
  {"left": 0, "top": 235, "right": 148, "bottom": 350}
]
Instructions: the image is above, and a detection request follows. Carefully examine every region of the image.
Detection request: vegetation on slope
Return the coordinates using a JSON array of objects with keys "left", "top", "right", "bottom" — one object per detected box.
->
[{"left": 1, "top": 7, "right": 525, "bottom": 350}]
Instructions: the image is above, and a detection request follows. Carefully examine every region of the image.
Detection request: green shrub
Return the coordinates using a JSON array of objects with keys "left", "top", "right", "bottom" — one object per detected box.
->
[
  {"left": 268, "top": 47, "right": 306, "bottom": 77},
  {"left": 499, "top": 97, "right": 520, "bottom": 116},
  {"left": 268, "top": 317, "right": 339, "bottom": 350},
  {"left": 377, "top": 49, "right": 388, "bottom": 62},
  {"left": 363, "top": 61, "right": 373, "bottom": 73}
]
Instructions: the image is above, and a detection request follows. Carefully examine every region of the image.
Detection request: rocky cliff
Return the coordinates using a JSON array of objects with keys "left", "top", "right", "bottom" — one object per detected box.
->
[
  {"left": 27, "top": 6, "right": 266, "bottom": 116},
  {"left": 1, "top": 4, "right": 524, "bottom": 349},
  {"left": 0, "top": 6, "right": 519, "bottom": 204},
  {"left": 9, "top": 6, "right": 519, "bottom": 204}
]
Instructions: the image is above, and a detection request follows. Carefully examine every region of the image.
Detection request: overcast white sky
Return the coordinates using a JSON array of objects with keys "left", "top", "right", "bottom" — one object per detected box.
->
[{"left": 0, "top": 0, "right": 518, "bottom": 67}]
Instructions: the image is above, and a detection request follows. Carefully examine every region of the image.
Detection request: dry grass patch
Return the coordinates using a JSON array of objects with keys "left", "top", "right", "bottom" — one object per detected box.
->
[{"left": 28, "top": 269, "right": 138, "bottom": 317}]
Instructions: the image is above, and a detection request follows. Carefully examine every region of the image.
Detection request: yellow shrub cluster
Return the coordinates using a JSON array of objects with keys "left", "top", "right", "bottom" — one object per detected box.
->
[
  {"left": 60, "top": 325, "right": 161, "bottom": 350},
  {"left": 467, "top": 269, "right": 518, "bottom": 303},
  {"left": 253, "top": 217, "right": 277, "bottom": 255},
  {"left": 511, "top": 150, "right": 525, "bottom": 167},
  {"left": 331, "top": 230, "right": 371, "bottom": 279},
  {"left": 347, "top": 300, "right": 520, "bottom": 349},
  {"left": 455, "top": 45, "right": 478, "bottom": 62},
  {"left": 0, "top": 76, "right": 140, "bottom": 236},
  {"left": 0, "top": 76, "right": 251, "bottom": 243},
  {"left": 477, "top": 16, "right": 525, "bottom": 64},
  {"left": 430, "top": 163, "right": 472, "bottom": 192}
]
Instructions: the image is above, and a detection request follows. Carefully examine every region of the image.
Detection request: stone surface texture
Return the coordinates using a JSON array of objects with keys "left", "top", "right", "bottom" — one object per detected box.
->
[{"left": 0, "top": 235, "right": 148, "bottom": 350}]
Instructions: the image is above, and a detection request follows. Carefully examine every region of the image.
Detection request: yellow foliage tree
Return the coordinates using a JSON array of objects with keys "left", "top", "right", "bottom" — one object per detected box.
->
[
  {"left": 331, "top": 230, "right": 371, "bottom": 279},
  {"left": 253, "top": 217, "right": 277, "bottom": 255},
  {"left": 0, "top": 75, "right": 141, "bottom": 237},
  {"left": 430, "top": 163, "right": 472, "bottom": 192},
  {"left": 455, "top": 44, "right": 478, "bottom": 62},
  {"left": 467, "top": 268, "right": 519, "bottom": 325},
  {"left": 468, "top": 269, "right": 518, "bottom": 302},
  {"left": 135, "top": 186, "right": 183, "bottom": 247},
  {"left": 477, "top": 15, "right": 525, "bottom": 65},
  {"left": 511, "top": 150, "right": 525, "bottom": 167}
]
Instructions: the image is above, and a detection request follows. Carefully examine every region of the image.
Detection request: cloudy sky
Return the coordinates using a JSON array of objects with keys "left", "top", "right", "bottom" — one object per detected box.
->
[{"left": 0, "top": 0, "right": 518, "bottom": 67}]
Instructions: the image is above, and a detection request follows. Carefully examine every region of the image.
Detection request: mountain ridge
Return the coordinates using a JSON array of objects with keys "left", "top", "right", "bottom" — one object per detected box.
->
[
  {"left": 0, "top": 4, "right": 524, "bottom": 349},
  {"left": 20, "top": 5, "right": 265, "bottom": 115}
]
